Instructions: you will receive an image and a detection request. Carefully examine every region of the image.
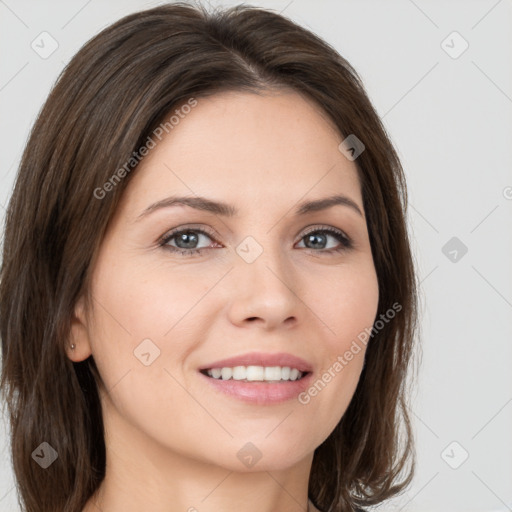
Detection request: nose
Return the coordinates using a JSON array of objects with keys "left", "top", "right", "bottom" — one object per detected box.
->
[{"left": 226, "top": 244, "right": 300, "bottom": 331}]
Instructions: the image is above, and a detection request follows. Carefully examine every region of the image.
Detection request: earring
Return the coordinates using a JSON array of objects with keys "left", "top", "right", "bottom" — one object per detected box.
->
[{"left": 70, "top": 343, "right": 76, "bottom": 350}]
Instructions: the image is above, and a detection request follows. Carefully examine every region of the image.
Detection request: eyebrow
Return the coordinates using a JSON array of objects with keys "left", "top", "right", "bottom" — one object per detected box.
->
[{"left": 135, "top": 193, "right": 364, "bottom": 221}]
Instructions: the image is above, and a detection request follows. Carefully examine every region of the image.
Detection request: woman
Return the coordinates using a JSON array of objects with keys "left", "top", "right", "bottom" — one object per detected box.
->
[{"left": 0, "top": 3, "right": 418, "bottom": 511}]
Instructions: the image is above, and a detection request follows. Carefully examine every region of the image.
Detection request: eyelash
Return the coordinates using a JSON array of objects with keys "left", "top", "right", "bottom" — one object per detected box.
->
[{"left": 158, "top": 225, "right": 353, "bottom": 257}]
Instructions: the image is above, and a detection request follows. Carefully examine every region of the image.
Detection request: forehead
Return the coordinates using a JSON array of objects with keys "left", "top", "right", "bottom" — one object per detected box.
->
[{"left": 119, "top": 90, "right": 362, "bottom": 216}]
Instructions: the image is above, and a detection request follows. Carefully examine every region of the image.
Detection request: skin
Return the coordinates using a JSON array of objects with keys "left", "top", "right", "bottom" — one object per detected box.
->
[{"left": 68, "top": 89, "right": 379, "bottom": 512}]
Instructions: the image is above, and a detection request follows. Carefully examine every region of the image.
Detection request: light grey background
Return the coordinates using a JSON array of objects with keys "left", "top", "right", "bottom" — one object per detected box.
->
[{"left": 1, "top": 1, "right": 511, "bottom": 511}]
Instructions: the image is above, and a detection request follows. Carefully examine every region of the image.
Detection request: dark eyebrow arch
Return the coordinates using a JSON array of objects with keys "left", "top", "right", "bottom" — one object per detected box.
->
[{"left": 135, "top": 193, "right": 363, "bottom": 221}]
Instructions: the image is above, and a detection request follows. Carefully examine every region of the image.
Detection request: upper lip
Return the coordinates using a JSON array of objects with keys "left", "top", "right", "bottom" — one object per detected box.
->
[{"left": 199, "top": 352, "right": 313, "bottom": 373}]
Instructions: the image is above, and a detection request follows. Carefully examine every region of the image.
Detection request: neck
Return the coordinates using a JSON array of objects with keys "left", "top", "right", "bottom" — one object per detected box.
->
[{"left": 84, "top": 399, "right": 315, "bottom": 512}]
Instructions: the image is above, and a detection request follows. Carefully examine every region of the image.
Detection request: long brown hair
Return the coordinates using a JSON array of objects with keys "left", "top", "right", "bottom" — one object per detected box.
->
[{"left": 0, "top": 3, "right": 419, "bottom": 511}]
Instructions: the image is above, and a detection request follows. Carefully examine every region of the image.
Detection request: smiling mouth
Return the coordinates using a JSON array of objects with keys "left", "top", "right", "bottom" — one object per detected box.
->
[{"left": 200, "top": 365, "right": 310, "bottom": 382}]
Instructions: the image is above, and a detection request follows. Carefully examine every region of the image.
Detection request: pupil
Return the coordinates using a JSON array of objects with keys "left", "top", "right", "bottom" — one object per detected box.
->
[
  {"left": 306, "top": 233, "right": 326, "bottom": 249},
  {"left": 177, "top": 232, "right": 198, "bottom": 249}
]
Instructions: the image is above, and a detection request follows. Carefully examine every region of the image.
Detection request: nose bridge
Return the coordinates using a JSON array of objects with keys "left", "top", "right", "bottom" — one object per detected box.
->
[
  {"left": 234, "top": 230, "right": 290, "bottom": 285},
  {"left": 235, "top": 224, "right": 290, "bottom": 270},
  {"left": 227, "top": 231, "right": 300, "bottom": 328}
]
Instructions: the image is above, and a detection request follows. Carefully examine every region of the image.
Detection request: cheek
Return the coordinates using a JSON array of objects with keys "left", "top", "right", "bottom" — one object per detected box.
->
[
  {"left": 87, "top": 255, "right": 225, "bottom": 394},
  {"left": 91, "top": 255, "right": 215, "bottom": 342},
  {"left": 306, "top": 256, "right": 379, "bottom": 354},
  {"left": 294, "top": 258, "right": 378, "bottom": 433}
]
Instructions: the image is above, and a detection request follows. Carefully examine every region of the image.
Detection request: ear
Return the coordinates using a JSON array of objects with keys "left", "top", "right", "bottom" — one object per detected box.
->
[{"left": 66, "top": 295, "right": 93, "bottom": 362}]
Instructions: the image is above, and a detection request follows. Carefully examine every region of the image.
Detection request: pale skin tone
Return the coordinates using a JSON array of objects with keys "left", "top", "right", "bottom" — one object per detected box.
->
[{"left": 68, "top": 89, "right": 379, "bottom": 512}]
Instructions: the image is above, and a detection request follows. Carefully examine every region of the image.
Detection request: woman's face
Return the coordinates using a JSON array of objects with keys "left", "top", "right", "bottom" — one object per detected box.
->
[{"left": 71, "top": 90, "right": 379, "bottom": 471}]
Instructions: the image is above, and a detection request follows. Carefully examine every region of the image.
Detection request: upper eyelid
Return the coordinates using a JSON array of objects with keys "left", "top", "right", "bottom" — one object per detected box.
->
[
  {"left": 301, "top": 225, "right": 348, "bottom": 238},
  {"left": 159, "top": 225, "right": 217, "bottom": 243}
]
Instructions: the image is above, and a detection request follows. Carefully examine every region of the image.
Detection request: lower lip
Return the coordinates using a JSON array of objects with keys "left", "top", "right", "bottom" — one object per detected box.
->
[{"left": 198, "top": 371, "right": 314, "bottom": 404}]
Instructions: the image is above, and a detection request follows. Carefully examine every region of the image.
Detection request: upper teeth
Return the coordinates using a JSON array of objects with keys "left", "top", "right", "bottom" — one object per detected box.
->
[{"left": 205, "top": 366, "right": 304, "bottom": 381}]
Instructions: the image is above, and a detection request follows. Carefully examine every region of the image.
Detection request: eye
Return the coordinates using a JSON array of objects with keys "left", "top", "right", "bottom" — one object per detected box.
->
[
  {"left": 159, "top": 227, "right": 218, "bottom": 256},
  {"left": 296, "top": 226, "right": 353, "bottom": 253}
]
